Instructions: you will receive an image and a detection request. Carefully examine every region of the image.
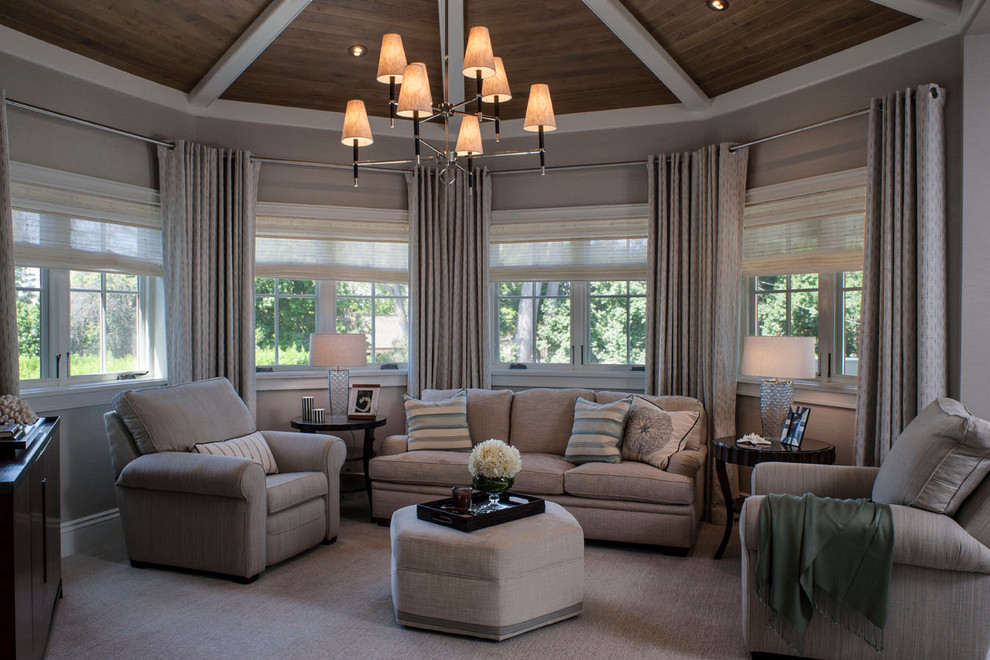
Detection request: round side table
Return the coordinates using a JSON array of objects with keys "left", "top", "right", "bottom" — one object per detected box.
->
[
  {"left": 290, "top": 416, "right": 387, "bottom": 506},
  {"left": 713, "top": 435, "right": 835, "bottom": 559}
]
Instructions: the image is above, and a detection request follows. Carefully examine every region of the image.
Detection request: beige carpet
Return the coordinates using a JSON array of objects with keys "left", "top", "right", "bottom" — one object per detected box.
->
[{"left": 46, "top": 497, "right": 749, "bottom": 660}]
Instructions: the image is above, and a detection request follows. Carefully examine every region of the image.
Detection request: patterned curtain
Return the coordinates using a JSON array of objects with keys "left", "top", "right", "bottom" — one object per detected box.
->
[
  {"left": 646, "top": 143, "right": 749, "bottom": 522},
  {"left": 157, "top": 141, "right": 260, "bottom": 413},
  {"left": 407, "top": 167, "right": 491, "bottom": 397},
  {"left": 855, "top": 84, "right": 947, "bottom": 466},
  {"left": 0, "top": 90, "right": 18, "bottom": 396}
]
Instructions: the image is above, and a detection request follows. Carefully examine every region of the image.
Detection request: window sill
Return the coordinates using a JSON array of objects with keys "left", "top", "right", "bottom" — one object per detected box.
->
[
  {"left": 736, "top": 378, "right": 857, "bottom": 410},
  {"left": 256, "top": 369, "right": 408, "bottom": 391},
  {"left": 20, "top": 378, "right": 168, "bottom": 413},
  {"left": 491, "top": 369, "right": 645, "bottom": 391}
]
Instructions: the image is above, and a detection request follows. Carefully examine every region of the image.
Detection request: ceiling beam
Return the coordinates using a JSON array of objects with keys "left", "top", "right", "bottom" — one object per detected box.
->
[
  {"left": 866, "top": 0, "right": 961, "bottom": 24},
  {"left": 581, "top": 0, "right": 709, "bottom": 111},
  {"left": 188, "top": 0, "right": 312, "bottom": 108}
]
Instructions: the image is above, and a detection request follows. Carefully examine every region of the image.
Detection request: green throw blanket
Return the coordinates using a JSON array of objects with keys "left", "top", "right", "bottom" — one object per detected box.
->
[{"left": 756, "top": 493, "right": 894, "bottom": 655}]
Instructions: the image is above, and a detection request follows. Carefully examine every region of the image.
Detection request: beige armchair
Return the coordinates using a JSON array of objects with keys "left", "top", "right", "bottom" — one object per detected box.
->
[
  {"left": 739, "top": 462, "right": 990, "bottom": 659},
  {"left": 104, "top": 378, "right": 346, "bottom": 583}
]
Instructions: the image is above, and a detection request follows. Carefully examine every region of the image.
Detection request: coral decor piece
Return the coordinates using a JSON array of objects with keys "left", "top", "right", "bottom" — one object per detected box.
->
[{"left": 0, "top": 394, "right": 38, "bottom": 425}]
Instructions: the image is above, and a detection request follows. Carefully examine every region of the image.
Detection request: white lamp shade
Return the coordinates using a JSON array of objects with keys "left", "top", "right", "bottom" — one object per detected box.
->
[
  {"left": 524, "top": 83, "right": 556, "bottom": 132},
  {"left": 462, "top": 26, "right": 496, "bottom": 79},
  {"left": 454, "top": 115, "right": 483, "bottom": 156},
  {"left": 308, "top": 333, "right": 368, "bottom": 368},
  {"left": 740, "top": 336, "right": 816, "bottom": 380},
  {"left": 481, "top": 56, "right": 512, "bottom": 103},
  {"left": 396, "top": 62, "right": 433, "bottom": 117},
  {"left": 341, "top": 100, "right": 373, "bottom": 147},
  {"left": 376, "top": 33, "right": 407, "bottom": 83}
]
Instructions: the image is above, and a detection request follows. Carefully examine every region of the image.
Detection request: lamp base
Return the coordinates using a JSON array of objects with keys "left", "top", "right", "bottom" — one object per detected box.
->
[
  {"left": 760, "top": 379, "right": 794, "bottom": 441},
  {"left": 328, "top": 369, "right": 349, "bottom": 418}
]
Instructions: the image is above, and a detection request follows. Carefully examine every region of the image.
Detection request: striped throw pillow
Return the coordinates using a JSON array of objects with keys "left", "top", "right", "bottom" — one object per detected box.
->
[
  {"left": 404, "top": 389, "right": 472, "bottom": 451},
  {"left": 564, "top": 396, "right": 633, "bottom": 464},
  {"left": 193, "top": 431, "right": 279, "bottom": 474}
]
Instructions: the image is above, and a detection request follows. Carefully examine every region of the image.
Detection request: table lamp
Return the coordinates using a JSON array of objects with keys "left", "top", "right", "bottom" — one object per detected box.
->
[
  {"left": 739, "top": 336, "right": 816, "bottom": 440},
  {"left": 309, "top": 333, "right": 368, "bottom": 417}
]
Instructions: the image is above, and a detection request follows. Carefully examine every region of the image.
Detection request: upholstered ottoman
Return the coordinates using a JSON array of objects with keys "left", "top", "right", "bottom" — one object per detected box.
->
[{"left": 390, "top": 501, "right": 584, "bottom": 640}]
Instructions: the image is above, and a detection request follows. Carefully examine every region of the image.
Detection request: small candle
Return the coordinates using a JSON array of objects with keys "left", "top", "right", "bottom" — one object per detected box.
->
[{"left": 451, "top": 485, "right": 472, "bottom": 512}]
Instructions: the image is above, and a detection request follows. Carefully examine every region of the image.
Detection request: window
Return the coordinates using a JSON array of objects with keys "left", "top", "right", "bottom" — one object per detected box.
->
[
  {"left": 253, "top": 278, "right": 410, "bottom": 367},
  {"left": 742, "top": 169, "right": 867, "bottom": 384},
  {"left": 336, "top": 282, "right": 409, "bottom": 363},
  {"left": 11, "top": 163, "right": 165, "bottom": 385},
  {"left": 494, "top": 280, "right": 646, "bottom": 369},
  {"left": 255, "top": 278, "right": 317, "bottom": 366}
]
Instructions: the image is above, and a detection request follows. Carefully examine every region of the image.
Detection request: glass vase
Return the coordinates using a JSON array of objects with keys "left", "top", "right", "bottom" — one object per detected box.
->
[{"left": 472, "top": 475, "right": 514, "bottom": 512}]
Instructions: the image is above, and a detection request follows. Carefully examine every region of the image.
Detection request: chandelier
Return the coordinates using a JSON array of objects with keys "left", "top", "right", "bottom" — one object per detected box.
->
[{"left": 340, "top": 2, "right": 557, "bottom": 187}]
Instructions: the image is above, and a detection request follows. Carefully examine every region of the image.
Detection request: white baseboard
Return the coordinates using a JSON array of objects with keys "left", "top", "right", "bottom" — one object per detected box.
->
[{"left": 61, "top": 508, "right": 122, "bottom": 557}]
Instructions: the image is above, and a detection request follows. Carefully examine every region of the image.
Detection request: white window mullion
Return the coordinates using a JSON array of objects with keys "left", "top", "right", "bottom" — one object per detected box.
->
[
  {"left": 818, "top": 272, "right": 836, "bottom": 382},
  {"left": 48, "top": 269, "right": 70, "bottom": 383}
]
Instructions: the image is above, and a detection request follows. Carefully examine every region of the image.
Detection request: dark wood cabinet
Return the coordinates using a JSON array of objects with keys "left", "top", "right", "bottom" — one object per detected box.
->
[{"left": 0, "top": 418, "right": 61, "bottom": 660}]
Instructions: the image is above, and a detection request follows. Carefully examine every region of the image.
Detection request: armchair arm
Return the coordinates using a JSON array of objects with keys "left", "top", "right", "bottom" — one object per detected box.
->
[
  {"left": 379, "top": 434, "right": 409, "bottom": 456},
  {"left": 116, "top": 452, "right": 265, "bottom": 500},
  {"left": 262, "top": 430, "right": 346, "bottom": 474},
  {"left": 751, "top": 463, "right": 879, "bottom": 498}
]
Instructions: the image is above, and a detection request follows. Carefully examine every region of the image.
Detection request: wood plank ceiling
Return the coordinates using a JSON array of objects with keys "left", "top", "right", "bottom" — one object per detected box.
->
[{"left": 0, "top": 0, "right": 918, "bottom": 117}]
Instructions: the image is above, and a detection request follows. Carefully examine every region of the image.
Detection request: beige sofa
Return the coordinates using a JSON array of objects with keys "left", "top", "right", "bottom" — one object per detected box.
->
[
  {"left": 369, "top": 388, "right": 708, "bottom": 551},
  {"left": 105, "top": 377, "right": 346, "bottom": 582},
  {"left": 740, "top": 462, "right": 990, "bottom": 659}
]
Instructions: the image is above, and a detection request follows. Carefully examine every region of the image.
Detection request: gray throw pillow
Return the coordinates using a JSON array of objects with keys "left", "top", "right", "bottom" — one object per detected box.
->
[
  {"left": 621, "top": 397, "right": 701, "bottom": 470},
  {"left": 873, "top": 398, "right": 990, "bottom": 515}
]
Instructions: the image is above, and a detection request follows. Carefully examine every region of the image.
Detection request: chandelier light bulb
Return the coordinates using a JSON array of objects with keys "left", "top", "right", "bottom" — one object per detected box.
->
[
  {"left": 524, "top": 84, "right": 556, "bottom": 132},
  {"left": 462, "top": 26, "right": 497, "bottom": 79},
  {"left": 707, "top": 0, "right": 728, "bottom": 10},
  {"left": 454, "top": 115, "right": 484, "bottom": 156},
  {"left": 481, "top": 57, "right": 512, "bottom": 103},
  {"left": 341, "top": 100, "right": 373, "bottom": 146},
  {"left": 376, "top": 33, "right": 407, "bottom": 83},
  {"left": 396, "top": 62, "right": 433, "bottom": 117}
]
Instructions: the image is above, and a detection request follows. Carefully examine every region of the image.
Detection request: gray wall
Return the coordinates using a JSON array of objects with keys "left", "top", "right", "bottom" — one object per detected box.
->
[{"left": 2, "top": 34, "right": 969, "bottom": 527}]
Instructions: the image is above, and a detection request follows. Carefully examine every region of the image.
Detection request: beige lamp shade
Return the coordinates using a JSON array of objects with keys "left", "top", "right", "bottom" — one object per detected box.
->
[
  {"left": 454, "top": 115, "right": 483, "bottom": 156},
  {"left": 341, "top": 100, "right": 373, "bottom": 147},
  {"left": 462, "top": 26, "right": 496, "bottom": 79},
  {"left": 524, "top": 84, "right": 556, "bottom": 132},
  {"left": 396, "top": 62, "right": 433, "bottom": 117},
  {"left": 481, "top": 56, "right": 512, "bottom": 103},
  {"left": 376, "top": 33, "right": 407, "bottom": 83},
  {"left": 308, "top": 333, "right": 368, "bottom": 368},
  {"left": 740, "top": 336, "right": 816, "bottom": 380}
]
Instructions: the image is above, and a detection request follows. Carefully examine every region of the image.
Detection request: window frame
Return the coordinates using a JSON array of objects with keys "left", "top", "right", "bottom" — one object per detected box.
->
[{"left": 490, "top": 280, "right": 647, "bottom": 372}]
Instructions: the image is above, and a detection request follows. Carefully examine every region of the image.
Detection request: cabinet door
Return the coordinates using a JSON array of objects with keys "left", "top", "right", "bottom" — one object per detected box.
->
[{"left": 30, "top": 428, "right": 61, "bottom": 655}]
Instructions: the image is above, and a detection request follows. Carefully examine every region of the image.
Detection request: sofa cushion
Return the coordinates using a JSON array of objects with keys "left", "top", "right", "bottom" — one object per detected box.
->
[
  {"left": 513, "top": 453, "right": 574, "bottom": 495},
  {"left": 423, "top": 388, "right": 513, "bottom": 444},
  {"left": 404, "top": 390, "right": 472, "bottom": 452},
  {"left": 193, "top": 431, "right": 279, "bottom": 474},
  {"left": 564, "top": 461, "right": 695, "bottom": 505},
  {"left": 113, "top": 377, "right": 257, "bottom": 454},
  {"left": 873, "top": 398, "right": 990, "bottom": 515},
  {"left": 621, "top": 397, "right": 701, "bottom": 470},
  {"left": 597, "top": 391, "right": 706, "bottom": 451},
  {"left": 369, "top": 451, "right": 472, "bottom": 487},
  {"left": 510, "top": 388, "right": 596, "bottom": 455},
  {"left": 564, "top": 397, "right": 632, "bottom": 465},
  {"left": 265, "top": 472, "right": 328, "bottom": 514}
]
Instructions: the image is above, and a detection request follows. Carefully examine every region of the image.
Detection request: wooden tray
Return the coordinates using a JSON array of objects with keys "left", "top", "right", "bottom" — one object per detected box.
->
[{"left": 417, "top": 491, "right": 545, "bottom": 532}]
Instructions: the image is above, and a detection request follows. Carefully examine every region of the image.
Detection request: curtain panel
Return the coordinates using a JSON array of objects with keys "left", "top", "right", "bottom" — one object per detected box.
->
[
  {"left": 0, "top": 90, "right": 17, "bottom": 395},
  {"left": 157, "top": 141, "right": 260, "bottom": 413},
  {"left": 855, "top": 84, "right": 947, "bottom": 467},
  {"left": 407, "top": 167, "right": 491, "bottom": 397},
  {"left": 646, "top": 143, "right": 749, "bottom": 522}
]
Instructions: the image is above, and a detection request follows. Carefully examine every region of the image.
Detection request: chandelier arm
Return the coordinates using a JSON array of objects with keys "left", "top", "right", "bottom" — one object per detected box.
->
[
  {"left": 416, "top": 137, "right": 445, "bottom": 157},
  {"left": 356, "top": 157, "right": 418, "bottom": 166},
  {"left": 449, "top": 96, "right": 482, "bottom": 112},
  {"left": 450, "top": 109, "right": 498, "bottom": 121},
  {"left": 418, "top": 111, "right": 445, "bottom": 124},
  {"left": 453, "top": 162, "right": 470, "bottom": 174},
  {"left": 474, "top": 149, "right": 542, "bottom": 159}
]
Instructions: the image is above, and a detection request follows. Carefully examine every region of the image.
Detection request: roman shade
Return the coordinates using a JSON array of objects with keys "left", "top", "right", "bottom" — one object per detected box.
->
[
  {"left": 490, "top": 205, "right": 647, "bottom": 280},
  {"left": 742, "top": 169, "right": 867, "bottom": 276},
  {"left": 10, "top": 163, "right": 162, "bottom": 276},
  {"left": 255, "top": 202, "right": 408, "bottom": 283}
]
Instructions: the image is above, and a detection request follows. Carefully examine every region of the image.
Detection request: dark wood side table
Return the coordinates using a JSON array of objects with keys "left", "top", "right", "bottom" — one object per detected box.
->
[
  {"left": 713, "top": 435, "right": 835, "bottom": 559},
  {"left": 290, "top": 416, "right": 387, "bottom": 506}
]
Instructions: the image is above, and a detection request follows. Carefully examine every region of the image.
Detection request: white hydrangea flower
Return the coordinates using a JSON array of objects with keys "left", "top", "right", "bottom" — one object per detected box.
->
[{"left": 468, "top": 439, "right": 522, "bottom": 479}]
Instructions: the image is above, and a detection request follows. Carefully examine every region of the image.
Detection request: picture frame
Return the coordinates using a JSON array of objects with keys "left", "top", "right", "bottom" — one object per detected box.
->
[
  {"left": 347, "top": 384, "right": 380, "bottom": 419},
  {"left": 780, "top": 406, "right": 811, "bottom": 447}
]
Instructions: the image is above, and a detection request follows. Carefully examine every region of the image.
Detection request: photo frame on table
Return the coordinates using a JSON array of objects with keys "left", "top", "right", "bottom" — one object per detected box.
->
[
  {"left": 780, "top": 406, "right": 811, "bottom": 447},
  {"left": 347, "top": 384, "right": 380, "bottom": 419}
]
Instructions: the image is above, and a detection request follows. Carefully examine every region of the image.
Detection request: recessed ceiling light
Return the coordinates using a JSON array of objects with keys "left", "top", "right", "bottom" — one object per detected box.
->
[
  {"left": 707, "top": 0, "right": 728, "bottom": 10},
  {"left": 349, "top": 44, "right": 367, "bottom": 57}
]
